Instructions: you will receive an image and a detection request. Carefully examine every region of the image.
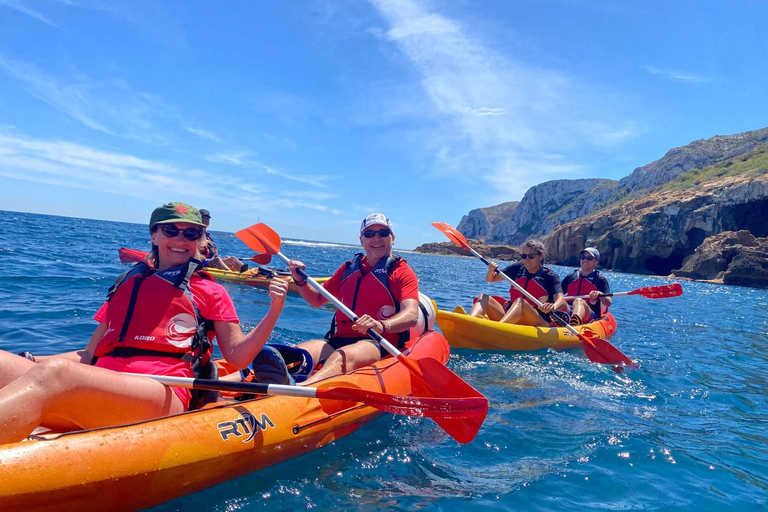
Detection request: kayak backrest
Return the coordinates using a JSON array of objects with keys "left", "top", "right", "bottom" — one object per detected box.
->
[{"left": 408, "top": 292, "right": 437, "bottom": 339}]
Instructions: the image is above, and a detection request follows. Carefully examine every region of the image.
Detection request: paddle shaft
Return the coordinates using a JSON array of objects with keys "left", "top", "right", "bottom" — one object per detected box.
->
[
  {"left": 126, "top": 373, "right": 316, "bottom": 397},
  {"left": 272, "top": 252, "right": 402, "bottom": 357}
]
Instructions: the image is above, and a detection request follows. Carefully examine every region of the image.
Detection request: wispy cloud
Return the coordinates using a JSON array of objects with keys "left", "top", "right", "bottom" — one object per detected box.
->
[
  {"left": 264, "top": 166, "right": 338, "bottom": 187},
  {"left": 185, "top": 126, "right": 223, "bottom": 143},
  {"left": 644, "top": 66, "right": 711, "bottom": 83},
  {"left": 366, "top": 0, "right": 637, "bottom": 198},
  {"left": 206, "top": 152, "right": 256, "bottom": 166},
  {"left": 0, "top": 53, "right": 175, "bottom": 144},
  {"left": 0, "top": 132, "right": 339, "bottom": 215},
  {"left": 0, "top": 0, "right": 58, "bottom": 27}
]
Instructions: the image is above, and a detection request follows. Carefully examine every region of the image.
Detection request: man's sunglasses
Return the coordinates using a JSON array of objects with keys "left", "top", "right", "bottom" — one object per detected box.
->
[
  {"left": 362, "top": 229, "right": 392, "bottom": 238},
  {"left": 580, "top": 255, "right": 595, "bottom": 261},
  {"left": 520, "top": 252, "right": 540, "bottom": 260},
  {"left": 158, "top": 223, "right": 204, "bottom": 241}
]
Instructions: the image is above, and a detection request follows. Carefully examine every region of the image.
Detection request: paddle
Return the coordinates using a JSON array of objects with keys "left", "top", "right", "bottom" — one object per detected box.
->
[
  {"left": 565, "top": 283, "right": 683, "bottom": 300},
  {"left": 235, "top": 223, "right": 488, "bottom": 443},
  {"left": 432, "top": 222, "right": 636, "bottom": 370},
  {"left": 128, "top": 373, "right": 487, "bottom": 421},
  {"left": 118, "top": 248, "right": 273, "bottom": 266}
]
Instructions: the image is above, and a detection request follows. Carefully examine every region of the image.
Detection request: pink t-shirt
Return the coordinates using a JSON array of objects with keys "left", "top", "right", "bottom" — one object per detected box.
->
[{"left": 92, "top": 275, "right": 239, "bottom": 409}]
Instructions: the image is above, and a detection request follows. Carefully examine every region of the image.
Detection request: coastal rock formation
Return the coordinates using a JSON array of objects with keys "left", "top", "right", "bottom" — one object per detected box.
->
[
  {"left": 673, "top": 231, "right": 768, "bottom": 287},
  {"left": 456, "top": 202, "right": 518, "bottom": 241},
  {"left": 491, "top": 178, "right": 617, "bottom": 245},
  {"left": 544, "top": 173, "right": 768, "bottom": 276},
  {"left": 618, "top": 128, "right": 768, "bottom": 193},
  {"left": 412, "top": 240, "right": 519, "bottom": 260}
]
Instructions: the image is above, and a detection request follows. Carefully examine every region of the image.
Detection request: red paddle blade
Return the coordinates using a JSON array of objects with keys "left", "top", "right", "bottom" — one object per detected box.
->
[
  {"left": 580, "top": 334, "right": 636, "bottom": 370},
  {"left": 399, "top": 356, "right": 487, "bottom": 443},
  {"left": 119, "top": 248, "right": 148, "bottom": 263},
  {"left": 431, "top": 222, "right": 471, "bottom": 250},
  {"left": 316, "top": 384, "right": 487, "bottom": 422},
  {"left": 235, "top": 223, "right": 281, "bottom": 255},
  {"left": 630, "top": 283, "right": 683, "bottom": 299},
  {"left": 250, "top": 253, "right": 272, "bottom": 265}
]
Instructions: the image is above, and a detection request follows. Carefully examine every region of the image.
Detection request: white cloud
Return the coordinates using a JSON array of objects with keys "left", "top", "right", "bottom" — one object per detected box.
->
[
  {"left": 367, "top": 0, "right": 637, "bottom": 198},
  {"left": 0, "top": 54, "right": 175, "bottom": 144},
  {"left": 185, "top": 126, "right": 223, "bottom": 142},
  {"left": 0, "top": 0, "right": 58, "bottom": 27},
  {"left": 644, "top": 66, "right": 711, "bottom": 83}
]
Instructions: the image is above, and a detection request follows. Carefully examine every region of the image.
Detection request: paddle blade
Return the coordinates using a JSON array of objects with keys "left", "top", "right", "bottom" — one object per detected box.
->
[
  {"left": 401, "top": 356, "right": 488, "bottom": 443},
  {"left": 235, "top": 223, "right": 281, "bottom": 255},
  {"left": 317, "top": 386, "right": 487, "bottom": 422},
  {"left": 119, "top": 248, "right": 148, "bottom": 263},
  {"left": 579, "top": 333, "right": 636, "bottom": 370},
  {"left": 431, "top": 222, "right": 471, "bottom": 250},
  {"left": 630, "top": 283, "right": 683, "bottom": 299},
  {"left": 250, "top": 253, "right": 273, "bottom": 265}
]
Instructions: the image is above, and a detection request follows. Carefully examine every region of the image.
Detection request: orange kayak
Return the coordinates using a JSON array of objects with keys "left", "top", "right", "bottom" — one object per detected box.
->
[
  {"left": 436, "top": 306, "right": 618, "bottom": 351},
  {"left": 0, "top": 331, "right": 450, "bottom": 512}
]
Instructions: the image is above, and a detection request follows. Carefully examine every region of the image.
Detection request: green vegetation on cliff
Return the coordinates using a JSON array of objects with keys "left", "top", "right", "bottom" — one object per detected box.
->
[{"left": 659, "top": 144, "right": 768, "bottom": 192}]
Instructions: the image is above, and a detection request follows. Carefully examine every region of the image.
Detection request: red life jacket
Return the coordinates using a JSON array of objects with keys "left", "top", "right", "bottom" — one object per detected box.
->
[
  {"left": 565, "top": 270, "right": 599, "bottom": 297},
  {"left": 94, "top": 260, "right": 214, "bottom": 374},
  {"left": 329, "top": 253, "right": 406, "bottom": 348},
  {"left": 507, "top": 266, "right": 550, "bottom": 305}
]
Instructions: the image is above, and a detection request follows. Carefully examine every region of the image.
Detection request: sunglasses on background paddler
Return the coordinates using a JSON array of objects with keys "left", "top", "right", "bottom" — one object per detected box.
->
[
  {"left": 362, "top": 229, "right": 392, "bottom": 238},
  {"left": 520, "top": 252, "right": 541, "bottom": 260},
  {"left": 158, "top": 224, "right": 204, "bottom": 241},
  {"left": 580, "top": 255, "right": 596, "bottom": 261}
]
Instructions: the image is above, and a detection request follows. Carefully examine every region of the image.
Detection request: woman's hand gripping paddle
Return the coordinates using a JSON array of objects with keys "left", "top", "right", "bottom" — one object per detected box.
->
[
  {"left": 565, "top": 283, "right": 683, "bottom": 300},
  {"left": 235, "top": 223, "right": 488, "bottom": 443},
  {"left": 431, "top": 222, "right": 637, "bottom": 371}
]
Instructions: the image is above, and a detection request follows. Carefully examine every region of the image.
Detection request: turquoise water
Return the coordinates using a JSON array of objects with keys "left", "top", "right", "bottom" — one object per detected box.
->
[{"left": 1, "top": 211, "right": 767, "bottom": 511}]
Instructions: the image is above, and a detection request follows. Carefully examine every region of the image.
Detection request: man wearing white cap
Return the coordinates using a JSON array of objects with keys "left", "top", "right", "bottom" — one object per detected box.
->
[
  {"left": 561, "top": 247, "right": 612, "bottom": 325},
  {"left": 287, "top": 213, "right": 420, "bottom": 384}
]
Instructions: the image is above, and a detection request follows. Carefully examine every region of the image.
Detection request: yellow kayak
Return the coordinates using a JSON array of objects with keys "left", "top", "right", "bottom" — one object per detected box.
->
[
  {"left": 436, "top": 306, "right": 618, "bottom": 351},
  {"left": 203, "top": 266, "right": 329, "bottom": 294}
]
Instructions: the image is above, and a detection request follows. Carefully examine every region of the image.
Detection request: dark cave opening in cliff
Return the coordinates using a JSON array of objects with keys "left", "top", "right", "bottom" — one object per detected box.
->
[
  {"left": 720, "top": 200, "right": 768, "bottom": 237},
  {"left": 644, "top": 249, "right": 687, "bottom": 276}
]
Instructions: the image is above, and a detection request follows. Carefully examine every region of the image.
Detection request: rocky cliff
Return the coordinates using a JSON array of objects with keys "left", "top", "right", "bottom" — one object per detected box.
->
[
  {"left": 456, "top": 202, "right": 518, "bottom": 241},
  {"left": 446, "top": 126, "right": 768, "bottom": 287},
  {"left": 543, "top": 170, "right": 768, "bottom": 276}
]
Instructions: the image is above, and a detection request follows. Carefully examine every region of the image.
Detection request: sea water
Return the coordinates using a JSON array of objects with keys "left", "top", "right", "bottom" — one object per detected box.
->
[{"left": 1, "top": 211, "right": 766, "bottom": 511}]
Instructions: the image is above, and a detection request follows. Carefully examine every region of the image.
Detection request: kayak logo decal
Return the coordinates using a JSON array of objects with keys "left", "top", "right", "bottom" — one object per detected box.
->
[
  {"left": 164, "top": 313, "right": 196, "bottom": 347},
  {"left": 217, "top": 412, "right": 274, "bottom": 443}
]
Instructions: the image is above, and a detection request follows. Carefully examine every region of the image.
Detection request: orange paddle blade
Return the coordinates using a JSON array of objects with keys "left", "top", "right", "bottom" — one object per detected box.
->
[
  {"left": 250, "top": 253, "right": 273, "bottom": 265},
  {"left": 235, "top": 223, "right": 281, "bottom": 255},
  {"left": 630, "top": 283, "right": 683, "bottom": 299},
  {"left": 119, "top": 248, "right": 148, "bottom": 263},
  {"left": 405, "top": 356, "right": 488, "bottom": 443},
  {"left": 431, "top": 222, "right": 471, "bottom": 250}
]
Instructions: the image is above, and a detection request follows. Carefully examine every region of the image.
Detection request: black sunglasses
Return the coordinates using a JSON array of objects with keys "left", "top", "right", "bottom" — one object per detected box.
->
[
  {"left": 363, "top": 229, "right": 392, "bottom": 238},
  {"left": 158, "top": 223, "right": 204, "bottom": 241},
  {"left": 520, "top": 252, "right": 541, "bottom": 260},
  {"left": 580, "top": 255, "right": 595, "bottom": 261}
]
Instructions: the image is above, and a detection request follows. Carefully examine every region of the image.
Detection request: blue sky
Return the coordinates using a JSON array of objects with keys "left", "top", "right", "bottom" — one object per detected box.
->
[{"left": 1, "top": 1, "right": 766, "bottom": 249}]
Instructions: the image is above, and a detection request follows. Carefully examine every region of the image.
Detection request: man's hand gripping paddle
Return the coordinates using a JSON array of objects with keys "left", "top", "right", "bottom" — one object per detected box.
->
[{"left": 235, "top": 223, "right": 488, "bottom": 443}]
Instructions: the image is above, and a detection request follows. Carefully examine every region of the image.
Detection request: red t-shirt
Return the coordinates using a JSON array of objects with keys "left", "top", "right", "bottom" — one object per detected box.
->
[
  {"left": 92, "top": 276, "right": 239, "bottom": 409},
  {"left": 322, "top": 256, "right": 419, "bottom": 303}
]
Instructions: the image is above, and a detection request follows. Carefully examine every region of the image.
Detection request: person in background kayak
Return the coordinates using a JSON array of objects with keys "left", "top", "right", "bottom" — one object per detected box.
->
[
  {"left": 561, "top": 247, "right": 611, "bottom": 325},
  {"left": 0, "top": 202, "right": 288, "bottom": 444},
  {"left": 287, "top": 213, "right": 419, "bottom": 384},
  {"left": 468, "top": 239, "right": 568, "bottom": 326},
  {"left": 199, "top": 209, "right": 246, "bottom": 272}
]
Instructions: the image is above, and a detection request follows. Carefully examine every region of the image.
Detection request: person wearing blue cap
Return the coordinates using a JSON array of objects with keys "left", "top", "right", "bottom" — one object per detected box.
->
[{"left": 561, "top": 247, "right": 612, "bottom": 325}]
